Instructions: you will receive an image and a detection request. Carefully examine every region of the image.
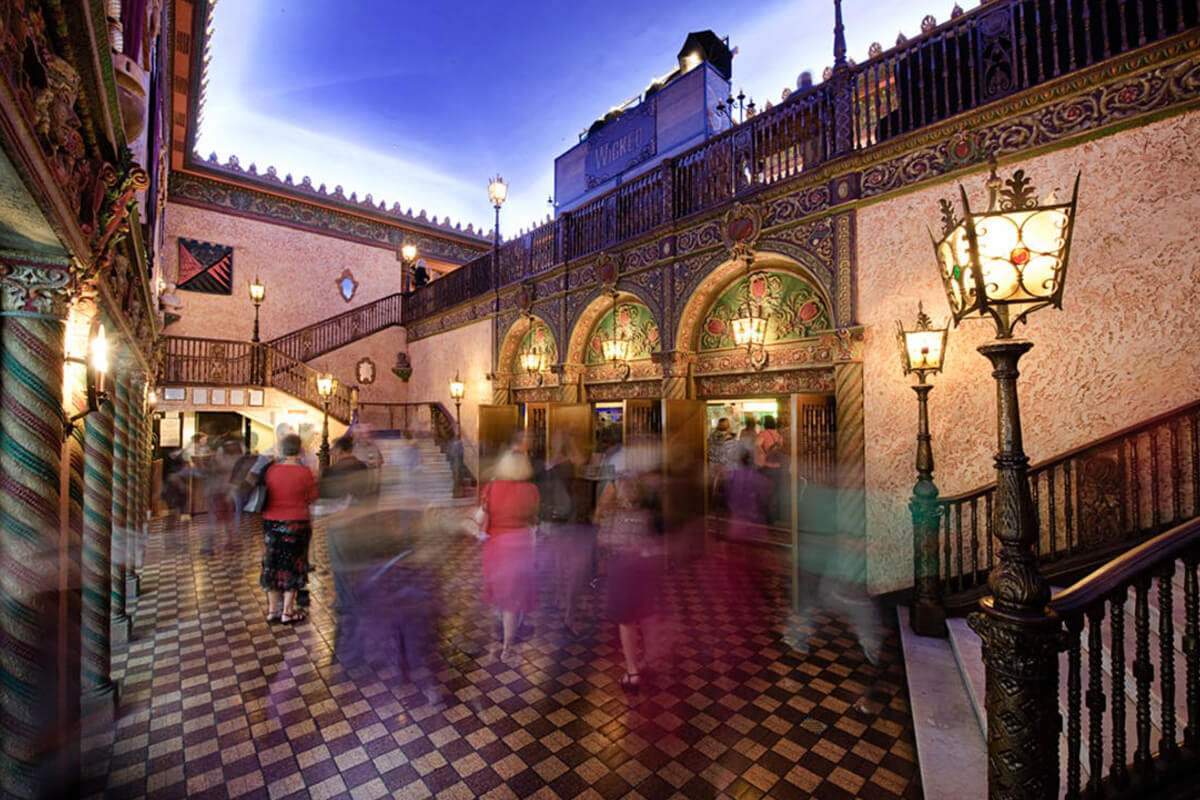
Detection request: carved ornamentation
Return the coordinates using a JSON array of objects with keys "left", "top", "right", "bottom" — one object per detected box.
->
[
  {"left": 694, "top": 368, "right": 835, "bottom": 397},
  {"left": 721, "top": 202, "right": 764, "bottom": 263},
  {"left": 0, "top": 254, "right": 74, "bottom": 317},
  {"left": 355, "top": 357, "right": 376, "bottom": 385},
  {"left": 1075, "top": 448, "right": 1124, "bottom": 546},
  {"left": 585, "top": 379, "right": 662, "bottom": 401},
  {"left": 677, "top": 222, "right": 722, "bottom": 255}
]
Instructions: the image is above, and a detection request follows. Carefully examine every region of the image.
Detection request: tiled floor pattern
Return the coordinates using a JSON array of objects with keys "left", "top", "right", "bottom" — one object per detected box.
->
[{"left": 83, "top": 514, "right": 921, "bottom": 799}]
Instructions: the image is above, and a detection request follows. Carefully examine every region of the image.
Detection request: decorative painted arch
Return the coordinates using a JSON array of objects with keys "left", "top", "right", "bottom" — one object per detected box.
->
[
  {"left": 676, "top": 252, "right": 835, "bottom": 353},
  {"left": 566, "top": 280, "right": 662, "bottom": 352},
  {"left": 565, "top": 289, "right": 662, "bottom": 367},
  {"left": 497, "top": 313, "right": 558, "bottom": 375}
]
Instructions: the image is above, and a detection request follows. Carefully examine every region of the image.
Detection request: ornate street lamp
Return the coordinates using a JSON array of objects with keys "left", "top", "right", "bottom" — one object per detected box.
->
[
  {"left": 400, "top": 242, "right": 418, "bottom": 293},
  {"left": 600, "top": 290, "right": 631, "bottom": 381},
  {"left": 65, "top": 319, "right": 111, "bottom": 435},
  {"left": 488, "top": 175, "right": 508, "bottom": 377},
  {"left": 896, "top": 302, "right": 949, "bottom": 637},
  {"left": 449, "top": 371, "right": 465, "bottom": 427},
  {"left": 931, "top": 160, "right": 1080, "bottom": 799},
  {"left": 316, "top": 373, "right": 336, "bottom": 469},
  {"left": 248, "top": 276, "right": 266, "bottom": 343}
]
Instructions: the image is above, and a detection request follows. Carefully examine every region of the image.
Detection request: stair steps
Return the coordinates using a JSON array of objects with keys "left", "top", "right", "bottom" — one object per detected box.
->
[
  {"left": 373, "top": 437, "right": 466, "bottom": 508},
  {"left": 905, "top": 567, "right": 1187, "bottom": 798}
]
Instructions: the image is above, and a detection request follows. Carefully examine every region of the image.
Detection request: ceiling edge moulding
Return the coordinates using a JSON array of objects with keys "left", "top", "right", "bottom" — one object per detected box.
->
[
  {"left": 183, "top": 151, "right": 491, "bottom": 244},
  {"left": 166, "top": 171, "right": 488, "bottom": 265}
]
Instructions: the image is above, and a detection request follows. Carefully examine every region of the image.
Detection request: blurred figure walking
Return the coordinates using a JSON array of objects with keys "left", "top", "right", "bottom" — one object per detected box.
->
[
  {"left": 480, "top": 449, "right": 540, "bottom": 662},
  {"left": 539, "top": 431, "right": 590, "bottom": 638},
  {"left": 260, "top": 434, "right": 317, "bottom": 624},
  {"left": 595, "top": 441, "right": 663, "bottom": 695}
]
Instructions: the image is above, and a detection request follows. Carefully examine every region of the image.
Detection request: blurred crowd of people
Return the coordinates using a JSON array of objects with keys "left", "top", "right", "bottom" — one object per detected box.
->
[{"left": 158, "top": 415, "right": 882, "bottom": 702}]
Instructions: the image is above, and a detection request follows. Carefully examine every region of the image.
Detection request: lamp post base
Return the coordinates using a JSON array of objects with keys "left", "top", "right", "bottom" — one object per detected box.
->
[{"left": 910, "top": 601, "right": 947, "bottom": 638}]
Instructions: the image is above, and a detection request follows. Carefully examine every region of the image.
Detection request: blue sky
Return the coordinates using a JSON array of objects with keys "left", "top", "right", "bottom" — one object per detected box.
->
[{"left": 197, "top": 0, "right": 963, "bottom": 238}]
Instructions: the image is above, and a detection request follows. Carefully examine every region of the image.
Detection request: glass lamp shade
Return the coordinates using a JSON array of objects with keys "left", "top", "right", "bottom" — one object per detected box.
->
[
  {"left": 601, "top": 337, "right": 630, "bottom": 364},
  {"left": 249, "top": 277, "right": 266, "bottom": 304},
  {"left": 731, "top": 310, "right": 768, "bottom": 348},
  {"left": 896, "top": 311, "right": 949, "bottom": 377},
  {"left": 147, "top": 388, "right": 158, "bottom": 408},
  {"left": 488, "top": 175, "right": 508, "bottom": 207},
  {"left": 449, "top": 372, "right": 465, "bottom": 401},
  {"left": 519, "top": 349, "right": 544, "bottom": 374},
  {"left": 933, "top": 171, "right": 1080, "bottom": 338},
  {"left": 401, "top": 243, "right": 418, "bottom": 262},
  {"left": 316, "top": 374, "right": 336, "bottom": 398}
]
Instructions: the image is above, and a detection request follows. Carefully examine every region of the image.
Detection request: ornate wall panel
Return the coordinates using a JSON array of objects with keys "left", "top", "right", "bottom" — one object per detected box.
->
[{"left": 694, "top": 368, "right": 836, "bottom": 398}]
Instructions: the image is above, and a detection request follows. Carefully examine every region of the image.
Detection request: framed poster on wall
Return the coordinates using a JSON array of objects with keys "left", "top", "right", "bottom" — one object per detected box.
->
[{"left": 158, "top": 415, "right": 182, "bottom": 448}]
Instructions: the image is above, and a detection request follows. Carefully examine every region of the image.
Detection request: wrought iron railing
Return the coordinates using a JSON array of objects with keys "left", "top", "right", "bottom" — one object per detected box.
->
[
  {"left": 1048, "top": 517, "right": 1200, "bottom": 798},
  {"left": 402, "top": 0, "right": 1197, "bottom": 326},
  {"left": 269, "top": 293, "right": 404, "bottom": 363},
  {"left": 157, "top": 336, "right": 354, "bottom": 423},
  {"left": 939, "top": 400, "right": 1200, "bottom": 608}
]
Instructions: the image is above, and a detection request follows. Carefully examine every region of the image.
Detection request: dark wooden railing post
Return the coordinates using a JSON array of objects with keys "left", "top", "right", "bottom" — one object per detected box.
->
[{"left": 967, "top": 341, "right": 1061, "bottom": 800}]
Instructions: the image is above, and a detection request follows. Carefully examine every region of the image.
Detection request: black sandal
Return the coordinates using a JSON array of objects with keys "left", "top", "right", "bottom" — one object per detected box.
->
[
  {"left": 281, "top": 609, "right": 307, "bottom": 624},
  {"left": 619, "top": 672, "right": 641, "bottom": 694}
]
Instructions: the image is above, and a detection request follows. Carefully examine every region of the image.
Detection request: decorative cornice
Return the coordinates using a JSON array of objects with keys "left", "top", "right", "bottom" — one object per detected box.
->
[{"left": 168, "top": 170, "right": 489, "bottom": 264}]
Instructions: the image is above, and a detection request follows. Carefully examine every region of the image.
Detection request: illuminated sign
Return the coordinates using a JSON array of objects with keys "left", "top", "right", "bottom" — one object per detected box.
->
[{"left": 584, "top": 101, "right": 657, "bottom": 188}]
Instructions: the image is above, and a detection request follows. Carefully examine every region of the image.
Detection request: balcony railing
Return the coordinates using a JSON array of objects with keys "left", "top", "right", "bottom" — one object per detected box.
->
[
  {"left": 402, "top": 0, "right": 1197, "bottom": 326},
  {"left": 158, "top": 336, "right": 355, "bottom": 423},
  {"left": 269, "top": 293, "right": 404, "bottom": 363}
]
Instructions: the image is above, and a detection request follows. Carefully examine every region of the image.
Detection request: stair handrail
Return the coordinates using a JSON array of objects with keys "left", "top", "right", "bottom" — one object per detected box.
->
[
  {"left": 1029, "top": 516, "right": 1200, "bottom": 799},
  {"left": 268, "top": 292, "right": 405, "bottom": 363},
  {"left": 940, "top": 399, "right": 1200, "bottom": 504},
  {"left": 265, "top": 347, "right": 355, "bottom": 424},
  {"left": 936, "top": 399, "right": 1200, "bottom": 605}
]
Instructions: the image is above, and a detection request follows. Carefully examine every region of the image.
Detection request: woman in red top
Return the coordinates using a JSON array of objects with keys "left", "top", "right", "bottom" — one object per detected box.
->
[
  {"left": 480, "top": 449, "right": 540, "bottom": 661},
  {"left": 260, "top": 434, "right": 318, "bottom": 624}
]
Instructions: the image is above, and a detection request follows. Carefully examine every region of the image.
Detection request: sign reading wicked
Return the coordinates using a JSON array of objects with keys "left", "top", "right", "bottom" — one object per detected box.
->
[{"left": 585, "top": 101, "right": 657, "bottom": 188}]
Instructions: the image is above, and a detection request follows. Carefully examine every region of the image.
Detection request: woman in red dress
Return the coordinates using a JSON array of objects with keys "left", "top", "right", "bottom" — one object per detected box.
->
[
  {"left": 480, "top": 449, "right": 540, "bottom": 661},
  {"left": 260, "top": 434, "right": 318, "bottom": 624}
]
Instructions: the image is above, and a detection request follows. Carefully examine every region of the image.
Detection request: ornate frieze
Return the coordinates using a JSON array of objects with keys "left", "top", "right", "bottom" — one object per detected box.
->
[
  {"left": 694, "top": 368, "right": 835, "bottom": 398},
  {"left": 0, "top": 254, "right": 74, "bottom": 318},
  {"left": 585, "top": 379, "right": 662, "bottom": 401},
  {"left": 168, "top": 171, "right": 488, "bottom": 264}
]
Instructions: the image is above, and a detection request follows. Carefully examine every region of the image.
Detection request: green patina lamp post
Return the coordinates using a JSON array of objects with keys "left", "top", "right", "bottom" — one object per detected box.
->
[
  {"left": 897, "top": 303, "right": 949, "bottom": 638},
  {"left": 932, "top": 159, "right": 1080, "bottom": 799}
]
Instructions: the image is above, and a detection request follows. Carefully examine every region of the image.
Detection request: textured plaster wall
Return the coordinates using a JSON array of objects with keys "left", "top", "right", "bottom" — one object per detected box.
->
[
  {"left": 163, "top": 202, "right": 454, "bottom": 341},
  {"left": 405, "top": 319, "right": 492, "bottom": 475},
  {"left": 307, "top": 326, "right": 409, "bottom": 405},
  {"left": 858, "top": 112, "right": 1200, "bottom": 594}
]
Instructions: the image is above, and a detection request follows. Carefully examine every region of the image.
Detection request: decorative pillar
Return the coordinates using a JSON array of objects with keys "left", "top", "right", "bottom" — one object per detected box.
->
[
  {"left": 833, "top": 361, "right": 866, "bottom": 542},
  {"left": 82, "top": 402, "right": 116, "bottom": 713},
  {"left": 909, "top": 382, "right": 946, "bottom": 636},
  {"left": 0, "top": 255, "right": 72, "bottom": 800},
  {"left": 967, "top": 341, "right": 1060, "bottom": 800},
  {"left": 126, "top": 375, "right": 141, "bottom": 598},
  {"left": 654, "top": 351, "right": 695, "bottom": 400},
  {"left": 490, "top": 373, "right": 511, "bottom": 406},
  {"left": 137, "top": 383, "right": 150, "bottom": 573},
  {"left": 110, "top": 366, "right": 131, "bottom": 644},
  {"left": 553, "top": 364, "right": 584, "bottom": 404}
]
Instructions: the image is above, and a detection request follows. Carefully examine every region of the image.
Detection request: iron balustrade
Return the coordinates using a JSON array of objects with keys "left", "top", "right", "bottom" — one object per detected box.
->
[
  {"left": 269, "top": 293, "right": 404, "bottom": 363},
  {"left": 401, "top": 0, "right": 1198, "bottom": 327},
  {"left": 938, "top": 400, "right": 1200, "bottom": 609},
  {"left": 1048, "top": 517, "right": 1200, "bottom": 799}
]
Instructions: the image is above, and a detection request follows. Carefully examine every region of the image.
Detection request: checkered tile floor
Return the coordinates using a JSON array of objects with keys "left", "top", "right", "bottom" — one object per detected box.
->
[{"left": 82, "top": 514, "right": 921, "bottom": 799}]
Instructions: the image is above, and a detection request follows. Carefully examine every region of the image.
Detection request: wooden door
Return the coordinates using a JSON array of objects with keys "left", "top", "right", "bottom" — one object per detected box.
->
[
  {"left": 789, "top": 393, "right": 836, "bottom": 611},
  {"left": 524, "top": 403, "right": 549, "bottom": 466},
  {"left": 661, "top": 399, "right": 706, "bottom": 559},
  {"left": 548, "top": 403, "right": 595, "bottom": 519},
  {"left": 477, "top": 404, "right": 519, "bottom": 484},
  {"left": 625, "top": 399, "right": 661, "bottom": 440}
]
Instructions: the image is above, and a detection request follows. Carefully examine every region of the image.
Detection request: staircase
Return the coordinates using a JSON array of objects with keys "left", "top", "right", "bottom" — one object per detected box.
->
[
  {"left": 374, "top": 434, "right": 465, "bottom": 508},
  {"left": 903, "top": 532, "right": 1198, "bottom": 799},
  {"left": 268, "top": 293, "right": 403, "bottom": 363}
]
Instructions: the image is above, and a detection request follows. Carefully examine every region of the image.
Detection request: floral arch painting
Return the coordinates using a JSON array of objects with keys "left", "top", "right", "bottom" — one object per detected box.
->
[
  {"left": 586, "top": 301, "right": 660, "bottom": 364},
  {"left": 518, "top": 322, "right": 558, "bottom": 368},
  {"left": 699, "top": 270, "right": 831, "bottom": 350}
]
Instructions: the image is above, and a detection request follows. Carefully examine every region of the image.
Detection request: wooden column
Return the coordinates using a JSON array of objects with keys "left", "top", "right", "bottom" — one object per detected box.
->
[
  {"left": 109, "top": 367, "right": 131, "bottom": 644},
  {"left": 833, "top": 361, "right": 866, "bottom": 542}
]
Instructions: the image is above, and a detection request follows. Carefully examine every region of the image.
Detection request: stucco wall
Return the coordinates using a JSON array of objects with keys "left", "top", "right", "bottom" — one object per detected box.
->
[
  {"left": 162, "top": 202, "right": 454, "bottom": 341},
  {"left": 306, "top": 325, "right": 409, "bottom": 405},
  {"left": 404, "top": 319, "right": 492, "bottom": 475},
  {"left": 857, "top": 112, "right": 1200, "bottom": 594}
]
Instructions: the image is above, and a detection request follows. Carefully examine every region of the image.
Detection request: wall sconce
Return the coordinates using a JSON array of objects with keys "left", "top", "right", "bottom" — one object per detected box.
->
[{"left": 64, "top": 319, "right": 110, "bottom": 437}]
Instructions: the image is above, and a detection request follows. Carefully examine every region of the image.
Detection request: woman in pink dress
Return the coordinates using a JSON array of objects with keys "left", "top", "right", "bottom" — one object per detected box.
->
[{"left": 480, "top": 449, "right": 540, "bottom": 661}]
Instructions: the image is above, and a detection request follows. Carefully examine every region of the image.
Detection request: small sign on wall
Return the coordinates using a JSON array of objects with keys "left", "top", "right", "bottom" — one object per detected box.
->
[{"left": 159, "top": 416, "right": 182, "bottom": 448}]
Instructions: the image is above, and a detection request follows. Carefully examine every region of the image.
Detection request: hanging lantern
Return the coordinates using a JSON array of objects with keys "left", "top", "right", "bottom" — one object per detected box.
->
[
  {"left": 732, "top": 270, "right": 771, "bottom": 370},
  {"left": 600, "top": 291, "right": 631, "bottom": 380}
]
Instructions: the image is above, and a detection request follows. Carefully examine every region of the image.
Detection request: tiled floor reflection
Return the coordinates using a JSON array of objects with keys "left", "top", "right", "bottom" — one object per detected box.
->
[{"left": 84, "top": 515, "right": 920, "bottom": 799}]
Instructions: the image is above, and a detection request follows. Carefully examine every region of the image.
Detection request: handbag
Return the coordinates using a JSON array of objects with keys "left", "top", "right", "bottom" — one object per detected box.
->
[
  {"left": 242, "top": 456, "right": 274, "bottom": 513},
  {"left": 463, "top": 486, "right": 489, "bottom": 540}
]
